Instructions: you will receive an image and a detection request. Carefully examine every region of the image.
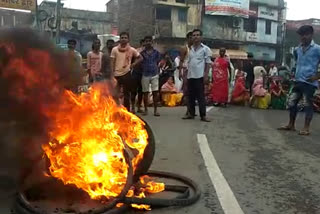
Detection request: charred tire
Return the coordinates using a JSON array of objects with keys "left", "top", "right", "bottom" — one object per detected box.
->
[
  {"left": 132, "top": 118, "right": 156, "bottom": 182},
  {"left": 14, "top": 148, "right": 134, "bottom": 214}
]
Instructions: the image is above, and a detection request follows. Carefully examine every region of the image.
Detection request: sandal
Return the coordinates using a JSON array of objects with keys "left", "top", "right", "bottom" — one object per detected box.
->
[
  {"left": 298, "top": 130, "right": 310, "bottom": 136},
  {"left": 137, "top": 109, "right": 144, "bottom": 113},
  {"left": 182, "top": 115, "right": 195, "bottom": 120},
  {"left": 277, "top": 126, "right": 296, "bottom": 131}
]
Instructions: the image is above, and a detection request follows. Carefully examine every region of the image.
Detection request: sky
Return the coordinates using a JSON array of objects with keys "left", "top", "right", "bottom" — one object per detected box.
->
[{"left": 38, "top": 0, "right": 320, "bottom": 20}]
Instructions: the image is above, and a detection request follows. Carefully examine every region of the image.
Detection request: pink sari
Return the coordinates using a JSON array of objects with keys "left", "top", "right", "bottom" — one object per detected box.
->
[{"left": 211, "top": 57, "right": 229, "bottom": 103}]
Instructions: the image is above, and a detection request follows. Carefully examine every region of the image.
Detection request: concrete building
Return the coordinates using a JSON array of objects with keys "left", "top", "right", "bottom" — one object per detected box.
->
[
  {"left": 203, "top": 0, "right": 286, "bottom": 62},
  {"left": 107, "top": 0, "right": 201, "bottom": 52},
  {"left": 108, "top": 0, "right": 286, "bottom": 62},
  {"left": 0, "top": 8, "right": 33, "bottom": 28},
  {"left": 39, "top": 0, "right": 114, "bottom": 35}
]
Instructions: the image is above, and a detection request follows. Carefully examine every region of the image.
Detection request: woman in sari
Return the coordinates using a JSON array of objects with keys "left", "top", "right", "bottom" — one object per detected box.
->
[
  {"left": 211, "top": 48, "right": 231, "bottom": 107},
  {"left": 270, "top": 78, "right": 287, "bottom": 110},
  {"left": 250, "top": 76, "right": 271, "bottom": 109},
  {"left": 161, "top": 76, "right": 183, "bottom": 107},
  {"left": 231, "top": 70, "right": 250, "bottom": 105}
]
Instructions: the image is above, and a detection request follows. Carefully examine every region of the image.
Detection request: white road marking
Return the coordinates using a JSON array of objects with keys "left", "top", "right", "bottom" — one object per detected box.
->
[
  {"left": 197, "top": 134, "right": 245, "bottom": 214},
  {"left": 206, "top": 107, "right": 214, "bottom": 113}
]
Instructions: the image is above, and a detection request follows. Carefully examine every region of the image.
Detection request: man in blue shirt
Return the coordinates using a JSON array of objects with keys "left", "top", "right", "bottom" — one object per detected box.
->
[
  {"left": 279, "top": 25, "right": 320, "bottom": 135},
  {"left": 141, "top": 36, "right": 161, "bottom": 116}
]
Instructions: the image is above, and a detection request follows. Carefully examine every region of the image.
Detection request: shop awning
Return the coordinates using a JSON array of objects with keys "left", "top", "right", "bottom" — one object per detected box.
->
[{"left": 211, "top": 49, "right": 248, "bottom": 60}]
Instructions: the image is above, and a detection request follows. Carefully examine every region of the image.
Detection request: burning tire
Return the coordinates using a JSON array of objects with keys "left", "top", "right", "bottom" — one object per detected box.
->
[{"left": 133, "top": 117, "right": 155, "bottom": 181}]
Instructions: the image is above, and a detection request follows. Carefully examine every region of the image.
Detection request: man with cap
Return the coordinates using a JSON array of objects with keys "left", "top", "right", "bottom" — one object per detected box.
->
[{"left": 278, "top": 25, "right": 320, "bottom": 135}]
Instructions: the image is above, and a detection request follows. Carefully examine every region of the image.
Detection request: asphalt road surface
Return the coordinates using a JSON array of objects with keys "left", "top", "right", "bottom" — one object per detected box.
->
[
  {"left": 135, "top": 106, "right": 320, "bottom": 214},
  {"left": 1, "top": 106, "right": 320, "bottom": 214}
]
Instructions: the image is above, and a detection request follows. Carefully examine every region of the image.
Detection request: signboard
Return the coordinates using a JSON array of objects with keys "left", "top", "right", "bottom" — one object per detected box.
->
[
  {"left": 205, "top": 0, "right": 250, "bottom": 18},
  {"left": 258, "top": 6, "right": 278, "bottom": 21},
  {"left": 0, "top": 0, "right": 36, "bottom": 11},
  {"left": 246, "top": 32, "right": 258, "bottom": 42},
  {"left": 56, "top": 44, "right": 69, "bottom": 51}
]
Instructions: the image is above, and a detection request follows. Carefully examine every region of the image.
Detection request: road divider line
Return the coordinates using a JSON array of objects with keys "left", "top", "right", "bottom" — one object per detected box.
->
[{"left": 197, "top": 134, "right": 245, "bottom": 214}]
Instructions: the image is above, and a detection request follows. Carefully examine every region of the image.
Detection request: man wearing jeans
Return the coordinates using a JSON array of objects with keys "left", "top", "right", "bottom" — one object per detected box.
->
[
  {"left": 183, "top": 29, "right": 212, "bottom": 122},
  {"left": 279, "top": 25, "right": 320, "bottom": 135}
]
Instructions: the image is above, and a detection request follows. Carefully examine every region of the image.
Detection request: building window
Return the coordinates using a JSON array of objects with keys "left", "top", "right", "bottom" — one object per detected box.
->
[
  {"left": 178, "top": 9, "right": 187, "bottom": 22},
  {"left": 244, "top": 17, "right": 257, "bottom": 33},
  {"left": 176, "top": 0, "right": 186, "bottom": 3},
  {"left": 3, "top": 15, "right": 14, "bottom": 27},
  {"left": 265, "top": 20, "right": 272, "bottom": 35},
  {"left": 156, "top": 7, "right": 171, "bottom": 20}
]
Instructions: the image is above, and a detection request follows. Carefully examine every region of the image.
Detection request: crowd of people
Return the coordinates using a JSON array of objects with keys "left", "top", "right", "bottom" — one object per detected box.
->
[{"left": 65, "top": 25, "right": 320, "bottom": 133}]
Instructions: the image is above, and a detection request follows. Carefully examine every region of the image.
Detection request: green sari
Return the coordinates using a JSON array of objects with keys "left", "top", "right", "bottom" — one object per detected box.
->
[{"left": 271, "top": 95, "right": 287, "bottom": 110}]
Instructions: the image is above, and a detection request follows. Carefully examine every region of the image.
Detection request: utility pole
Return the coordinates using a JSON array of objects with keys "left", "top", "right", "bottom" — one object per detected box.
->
[
  {"left": 55, "top": 0, "right": 62, "bottom": 44},
  {"left": 128, "top": 0, "right": 134, "bottom": 42},
  {"left": 279, "top": 0, "right": 287, "bottom": 66},
  {"left": 35, "top": 0, "right": 40, "bottom": 31}
]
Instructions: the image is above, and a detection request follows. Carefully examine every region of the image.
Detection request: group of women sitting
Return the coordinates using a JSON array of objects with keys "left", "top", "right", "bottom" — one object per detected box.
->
[
  {"left": 211, "top": 48, "right": 289, "bottom": 110},
  {"left": 159, "top": 48, "right": 319, "bottom": 112}
]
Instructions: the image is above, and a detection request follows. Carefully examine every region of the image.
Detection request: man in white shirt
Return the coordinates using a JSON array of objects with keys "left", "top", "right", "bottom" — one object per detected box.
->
[{"left": 182, "top": 29, "right": 212, "bottom": 122}]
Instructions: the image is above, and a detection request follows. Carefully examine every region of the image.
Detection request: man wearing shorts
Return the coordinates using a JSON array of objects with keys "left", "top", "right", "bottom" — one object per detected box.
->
[
  {"left": 279, "top": 25, "right": 320, "bottom": 135},
  {"left": 140, "top": 36, "right": 161, "bottom": 116},
  {"left": 110, "top": 32, "right": 142, "bottom": 111}
]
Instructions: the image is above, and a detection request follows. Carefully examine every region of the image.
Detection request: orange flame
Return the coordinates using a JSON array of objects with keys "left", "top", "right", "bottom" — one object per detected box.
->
[
  {"left": 0, "top": 41, "right": 164, "bottom": 209},
  {"left": 43, "top": 84, "right": 149, "bottom": 199}
]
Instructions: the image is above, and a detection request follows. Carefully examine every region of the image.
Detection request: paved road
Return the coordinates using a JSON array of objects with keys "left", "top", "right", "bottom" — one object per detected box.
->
[
  {"left": 1, "top": 106, "right": 320, "bottom": 214},
  {"left": 138, "top": 106, "right": 320, "bottom": 214}
]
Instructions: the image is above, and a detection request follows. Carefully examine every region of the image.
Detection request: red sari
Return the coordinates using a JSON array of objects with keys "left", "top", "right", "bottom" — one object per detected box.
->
[
  {"left": 231, "top": 71, "right": 249, "bottom": 105},
  {"left": 211, "top": 57, "right": 229, "bottom": 103}
]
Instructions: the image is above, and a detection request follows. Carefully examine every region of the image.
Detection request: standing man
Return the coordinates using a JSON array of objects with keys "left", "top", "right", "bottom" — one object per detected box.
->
[
  {"left": 102, "top": 39, "right": 115, "bottom": 54},
  {"left": 183, "top": 29, "right": 212, "bottom": 122},
  {"left": 87, "top": 39, "right": 103, "bottom": 82},
  {"left": 178, "top": 32, "right": 193, "bottom": 116},
  {"left": 67, "top": 39, "right": 82, "bottom": 72},
  {"left": 66, "top": 39, "right": 83, "bottom": 92},
  {"left": 110, "top": 32, "right": 142, "bottom": 111},
  {"left": 131, "top": 39, "right": 145, "bottom": 113},
  {"left": 279, "top": 25, "right": 320, "bottom": 135},
  {"left": 243, "top": 54, "right": 254, "bottom": 95},
  {"left": 100, "top": 39, "right": 115, "bottom": 80},
  {"left": 140, "top": 36, "right": 161, "bottom": 116}
]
